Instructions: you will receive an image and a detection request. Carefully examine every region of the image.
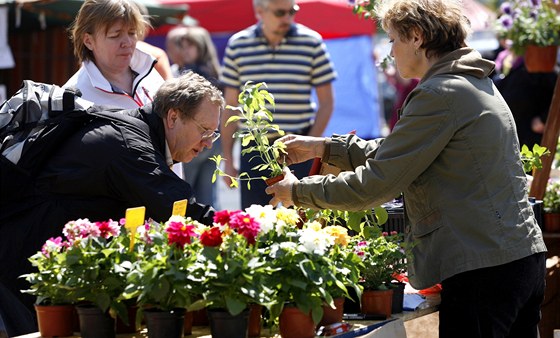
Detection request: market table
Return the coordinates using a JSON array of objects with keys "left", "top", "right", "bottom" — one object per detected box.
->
[{"left": 14, "top": 297, "right": 440, "bottom": 338}]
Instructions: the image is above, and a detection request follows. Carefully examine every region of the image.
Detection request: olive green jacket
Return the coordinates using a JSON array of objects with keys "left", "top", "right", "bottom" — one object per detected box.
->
[{"left": 294, "top": 48, "right": 547, "bottom": 289}]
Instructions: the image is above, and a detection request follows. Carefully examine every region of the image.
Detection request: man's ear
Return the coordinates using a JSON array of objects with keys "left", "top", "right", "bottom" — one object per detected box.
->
[{"left": 166, "top": 108, "right": 178, "bottom": 128}]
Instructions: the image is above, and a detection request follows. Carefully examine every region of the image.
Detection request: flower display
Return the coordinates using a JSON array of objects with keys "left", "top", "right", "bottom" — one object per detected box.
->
[
  {"left": 495, "top": 0, "right": 560, "bottom": 55},
  {"left": 245, "top": 206, "right": 363, "bottom": 325}
]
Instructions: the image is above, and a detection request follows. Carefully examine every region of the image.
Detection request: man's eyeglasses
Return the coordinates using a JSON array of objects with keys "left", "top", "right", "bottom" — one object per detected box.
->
[
  {"left": 271, "top": 4, "right": 299, "bottom": 18},
  {"left": 191, "top": 118, "right": 220, "bottom": 143}
]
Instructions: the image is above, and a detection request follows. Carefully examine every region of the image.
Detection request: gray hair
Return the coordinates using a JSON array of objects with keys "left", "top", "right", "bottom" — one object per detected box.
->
[
  {"left": 152, "top": 71, "right": 224, "bottom": 120},
  {"left": 253, "top": 0, "right": 295, "bottom": 9}
]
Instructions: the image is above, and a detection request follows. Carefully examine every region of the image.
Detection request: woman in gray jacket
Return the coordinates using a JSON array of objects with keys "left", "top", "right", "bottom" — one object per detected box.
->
[{"left": 265, "top": 0, "right": 547, "bottom": 337}]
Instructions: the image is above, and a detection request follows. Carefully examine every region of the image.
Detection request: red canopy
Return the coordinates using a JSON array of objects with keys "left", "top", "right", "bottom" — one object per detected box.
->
[{"left": 156, "top": 0, "right": 375, "bottom": 38}]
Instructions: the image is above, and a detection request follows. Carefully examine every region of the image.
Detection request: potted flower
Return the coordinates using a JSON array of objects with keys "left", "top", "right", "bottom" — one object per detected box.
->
[
  {"left": 495, "top": 0, "right": 560, "bottom": 72},
  {"left": 123, "top": 216, "right": 207, "bottom": 338},
  {"left": 198, "top": 209, "right": 276, "bottom": 338},
  {"left": 352, "top": 230, "right": 408, "bottom": 319},
  {"left": 247, "top": 206, "right": 362, "bottom": 338},
  {"left": 212, "top": 81, "right": 288, "bottom": 188},
  {"left": 59, "top": 218, "right": 134, "bottom": 338},
  {"left": 21, "top": 236, "right": 76, "bottom": 337}
]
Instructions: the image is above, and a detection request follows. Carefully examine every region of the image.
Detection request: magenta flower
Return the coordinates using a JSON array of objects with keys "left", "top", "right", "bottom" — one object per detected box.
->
[
  {"left": 166, "top": 221, "right": 197, "bottom": 249},
  {"left": 213, "top": 209, "right": 241, "bottom": 225},
  {"left": 228, "top": 212, "right": 261, "bottom": 244},
  {"left": 96, "top": 220, "right": 120, "bottom": 239}
]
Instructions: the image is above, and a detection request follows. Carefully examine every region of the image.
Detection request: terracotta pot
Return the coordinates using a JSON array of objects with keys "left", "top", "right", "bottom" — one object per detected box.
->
[
  {"left": 34, "top": 304, "right": 75, "bottom": 337},
  {"left": 524, "top": 45, "right": 558, "bottom": 73},
  {"left": 279, "top": 306, "right": 316, "bottom": 338},
  {"left": 361, "top": 289, "right": 393, "bottom": 319},
  {"left": 265, "top": 173, "right": 285, "bottom": 186},
  {"left": 544, "top": 213, "right": 560, "bottom": 232},
  {"left": 318, "top": 297, "right": 345, "bottom": 327},
  {"left": 183, "top": 311, "right": 193, "bottom": 335},
  {"left": 248, "top": 304, "right": 262, "bottom": 338}
]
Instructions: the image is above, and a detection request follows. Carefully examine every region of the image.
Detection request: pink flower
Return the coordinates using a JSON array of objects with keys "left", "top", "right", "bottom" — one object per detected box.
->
[
  {"left": 95, "top": 220, "right": 120, "bottom": 239},
  {"left": 41, "top": 236, "right": 65, "bottom": 257},
  {"left": 166, "top": 221, "right": 196, "bottom": 249},
  {"left": 228, "top": 212, "right": 261, "bottom": 244},
  {"left": 63, "top": 218, "right": 99, "bottom": 244},
  {"left": 200, "top": 227, "right": 223, "bottom": 247}
]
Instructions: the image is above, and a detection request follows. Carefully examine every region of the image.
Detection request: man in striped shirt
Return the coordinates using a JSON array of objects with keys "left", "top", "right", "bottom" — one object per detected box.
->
[{"left": 220, "top": 0, "right": 337, "bottom": 209}]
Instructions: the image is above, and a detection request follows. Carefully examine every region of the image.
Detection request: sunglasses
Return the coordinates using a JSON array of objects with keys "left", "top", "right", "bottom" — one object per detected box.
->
[{"left": 271, "top": 4, "right": 299, "bottom": 18}]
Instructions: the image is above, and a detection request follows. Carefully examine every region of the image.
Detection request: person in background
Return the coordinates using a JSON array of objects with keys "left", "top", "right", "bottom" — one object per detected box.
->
[
  {"left": 64, "top": 0, "right": 164, "bottom": 110},
  {"left": 166, "top": 25, "right": 189, "bottom": 74},
  {"left": 220, "top": 0, "right": 336, "bottom": 209},
  {"left": 492, "top": 42, "right": 557, "bottom": 149},
  {"left": 265, "top": 1, "right": 547, "bottom": 337},
  {"left": 0, "top": 72, "right": 223, "bottom": 336},
  {"left": 165, "top": 25, "right": 222, "bottom": 205}
]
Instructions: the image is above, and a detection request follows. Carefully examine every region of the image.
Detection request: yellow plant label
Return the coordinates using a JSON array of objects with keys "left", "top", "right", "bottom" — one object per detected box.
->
[
  {"left": 172, "top": 199, "right": 188, "bottom": 217},
  {"left": 125, "top": 206, "right": 145, "bottom": 251}
]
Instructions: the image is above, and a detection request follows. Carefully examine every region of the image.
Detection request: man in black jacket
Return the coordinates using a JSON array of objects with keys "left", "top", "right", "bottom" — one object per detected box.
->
[{"left": 0, "top": 71, "right": 224, "bottom": 336}]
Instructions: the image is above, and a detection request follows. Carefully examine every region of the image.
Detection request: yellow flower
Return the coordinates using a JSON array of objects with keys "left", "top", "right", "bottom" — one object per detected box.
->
[
  {"left": 324, "top": 225, "right": 349, "bottom": 246},
  {"left": 275, "top": 207, "right": 300, "bottom": 226}
]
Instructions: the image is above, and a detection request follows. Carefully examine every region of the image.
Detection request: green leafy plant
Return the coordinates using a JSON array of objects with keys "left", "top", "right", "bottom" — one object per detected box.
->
[
  {"left": 21, "top": 237, "right": 75, "bottom": 306},
  {"left": 198, "top": 209, "right": 276, "bottom": 316},
  {"left": 212, "top": 81, "right": 288, "bottom": 189},
  {"left": 495, "top": 0, "right": 560, "bottom": 55},
  {"left": 520, "top": 143, "right": 550, "bottom": 175},
  {"left": 22, "top": 219, "right": 136, "bottom": 322},
  {"left": 123, "top": 216, "right": 207, "bottom": 319},
  {"left": 303, "top": 207, "right": 389, "bottom": 239},
  {"left": 351, "top": 231, "right": 409, "bottom": 291}
]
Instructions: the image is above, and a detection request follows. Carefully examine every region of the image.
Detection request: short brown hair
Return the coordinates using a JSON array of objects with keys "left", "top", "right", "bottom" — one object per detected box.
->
[
  {"left": 375, "top": 0, "right": 471, "bottom": 59},
  {"left": 69, "top": 0, "right": 149, "bottom": 64}
]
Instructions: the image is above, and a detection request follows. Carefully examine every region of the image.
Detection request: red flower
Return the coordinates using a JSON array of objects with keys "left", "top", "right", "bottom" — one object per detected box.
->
[
  {"left": 166, "top": 221, "right": 196, "bottom": 249},
  {"left": 200, "top": 226, "right": 223, "bottom": 247},
  {"left": 213, "top": 209, "right": 241, "bottom": 225}
]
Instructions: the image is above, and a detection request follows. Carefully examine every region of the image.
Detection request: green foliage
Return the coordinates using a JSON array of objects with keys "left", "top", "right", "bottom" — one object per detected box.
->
[
  {"left": 495, "top": 0, "right": 560, "bottom": 55},
  {"left": 199, "top": 231, "right": 276, "bottom": 316},
  {"left": 520, "top": 144, "right": 550, "bottom": 174},
  {"left": 22, "top": 241, "right": 76, "bottom": 306},
  {"left": 304, "top": 206, "right": 389, "bottom": 239},
  {"left": 544, "top": 181, "right": 560, "bottom": 213},
  {"left": 351, "top": 232, "right": 410, "bottom": 290},
  {"left": 211, "top": 81, "right": 288, "bottom": 189},
  {"left": 122, "top": 220, "right": 206, "bottom": 314}
]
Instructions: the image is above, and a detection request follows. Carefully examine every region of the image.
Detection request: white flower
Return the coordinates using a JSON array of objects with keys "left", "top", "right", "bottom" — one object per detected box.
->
[
  {"left": 245, "top": 204, "right": 277, "bottom": 234},
  {"left": 298, "top": 225, "right": 334, "bottom": 255}
]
